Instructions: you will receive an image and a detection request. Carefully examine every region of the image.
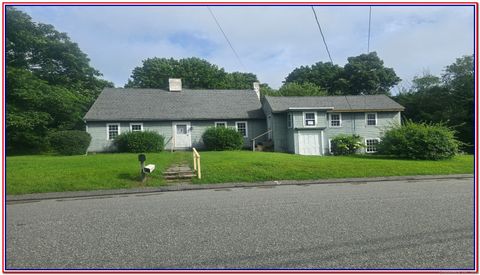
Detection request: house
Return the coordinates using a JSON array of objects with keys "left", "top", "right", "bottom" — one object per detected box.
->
[
  {"left": 84, "top": 78, "right": 405, "bottom": 155},
  {"left": 262, "top": 95, "right": 405, "bottom": 155},
  {"left": 83, "top": 79, "right": 266, "bottom": 152}
]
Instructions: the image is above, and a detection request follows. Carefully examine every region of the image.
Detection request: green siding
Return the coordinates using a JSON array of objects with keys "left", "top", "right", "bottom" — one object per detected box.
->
[
  {"left": 86, "top": 119, "right": 267, "bottom": 152},
  {"left": 265, "top": 110, "right": 401, "bottom": 155}
]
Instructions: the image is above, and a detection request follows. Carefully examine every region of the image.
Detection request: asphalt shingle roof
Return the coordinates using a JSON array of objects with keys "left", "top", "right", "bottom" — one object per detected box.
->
[
  {"left": 84, "top": 88, "right": 265, "bottom": 121},
  {"left": 264, "top": 95, "right": 405, "bottom": 113}
]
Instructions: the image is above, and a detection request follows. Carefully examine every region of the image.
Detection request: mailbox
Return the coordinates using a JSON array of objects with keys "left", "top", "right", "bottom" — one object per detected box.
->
[{"left": 143, "top": 164, "right": 156, "bottom": 174}]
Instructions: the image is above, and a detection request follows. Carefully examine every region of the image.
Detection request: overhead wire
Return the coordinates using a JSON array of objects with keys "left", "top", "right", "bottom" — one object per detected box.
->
[
  {"left": 311, "top": 6, "right": 333, "bottom": 63},
  {"left": 207, "top": 6, "right": 246, "bottom": 71},
  {"left": 367, "top": 6, "right": 372, "bottom": 53}
]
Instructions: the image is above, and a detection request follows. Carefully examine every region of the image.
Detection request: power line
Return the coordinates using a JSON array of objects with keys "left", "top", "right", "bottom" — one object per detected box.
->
[
  {"left": 207, "top": 7, "right": 246, "bottom": 70},
  {"left": 367, "top": 6, "right": 372, "bottom": 53},
  {"left": 311, "top": 6, "right": 333, "bottom": 63}
]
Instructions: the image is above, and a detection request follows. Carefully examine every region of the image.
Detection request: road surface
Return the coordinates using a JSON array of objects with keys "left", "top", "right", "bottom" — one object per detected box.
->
[{"left": 6, "top": 177, "right": 475, "bottom": 270}]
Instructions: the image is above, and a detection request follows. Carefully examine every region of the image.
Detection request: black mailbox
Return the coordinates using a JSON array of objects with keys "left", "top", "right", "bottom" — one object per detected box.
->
[{"left": 138, "top": 154, "right": 146, "bottom": 162}]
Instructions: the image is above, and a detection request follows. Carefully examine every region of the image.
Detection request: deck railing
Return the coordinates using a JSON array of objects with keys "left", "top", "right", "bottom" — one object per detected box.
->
[{"left": 192, "top": 148, "right": 201, "bottom": 179}]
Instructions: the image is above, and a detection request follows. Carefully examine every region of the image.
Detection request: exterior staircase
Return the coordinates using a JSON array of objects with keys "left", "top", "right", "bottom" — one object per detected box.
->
[{"left": 164, "top": 163, "right": 195, "bottom": 182}]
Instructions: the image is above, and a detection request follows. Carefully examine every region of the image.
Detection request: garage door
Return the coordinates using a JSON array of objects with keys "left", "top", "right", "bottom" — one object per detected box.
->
[{"left": 298, "top": 131, "right": 321, "bottom": 155}]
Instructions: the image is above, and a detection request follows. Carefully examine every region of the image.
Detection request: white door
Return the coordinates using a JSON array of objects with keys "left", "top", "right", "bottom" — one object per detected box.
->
[
  {"left": 173, "top": 122, "right": 192, "bottom": 148},
  {"left": 298, "top": 131, "right": 321, "bottom": 155}
]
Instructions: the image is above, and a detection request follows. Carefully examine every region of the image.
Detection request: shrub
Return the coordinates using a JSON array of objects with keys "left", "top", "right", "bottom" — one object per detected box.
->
[
  {"left": 49, "top": 130, "right": 92, "bottom": 155},
  {"left": 114, "top": 131, "right": 165, "bottom": 153},
  {"left": 330, "top": 134, "right": 364, "bottom": 155},
  {"left": 202, "top": 127, "right": 244, "bottom": 150},
  {"left": 378, "top": 121, "right": 459, "bottom": 160}
]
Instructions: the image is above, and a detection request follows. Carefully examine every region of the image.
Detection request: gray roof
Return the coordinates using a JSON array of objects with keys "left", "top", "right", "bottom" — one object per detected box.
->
[
  {"left": 264, "top": 95, "right": 404, "bottom": 113},
  {"left": 84, "top": 88, "right": 265, "bottom": 121}
]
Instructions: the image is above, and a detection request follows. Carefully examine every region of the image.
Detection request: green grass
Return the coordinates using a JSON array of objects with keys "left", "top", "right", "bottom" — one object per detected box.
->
[
  {"left": 192, "top": 151, "right": 474, "bottom": 184},
  {"left": 6, "top": 152, "right": 190, "bottom": 195},
  {"left": 6, "top": 151, "right": 473, "bottom": 195}
]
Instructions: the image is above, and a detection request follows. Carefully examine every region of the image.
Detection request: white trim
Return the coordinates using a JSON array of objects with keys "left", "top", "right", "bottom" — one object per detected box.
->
[
  {"left": 287, "top": 113, "right": 293, "bottom": 129},
  {"left": 129, "top": 122, "right": 144, "bottom": 132},
  {"left": 303, "top": 112, "right": 317, "bottom": 127},
  {"left": 329, "top": 113, "right": 342, "bottom": 128},
  {"left": 320, "top": 130, "right": 325, "bottom": 155},
  {"left": 215, "top": 121, "right": 228, "bottom": 128},
  {"left": 106, "top": 123, "right": 120, "bottom": 140},
  {"left": 328, "top": 139, "right": 332, "bottom": 154},
  {"left": 235, "top": 121, "right": 248, "bottom": 137},
  {"left": 365, "top": 138, "right": 381, "bottom": 153},
  {"left": 365, "top": 112, "right": 378, "bottom": 126},
  {"left": 288, "top": 107, "right": 334, "bottom": 111}
]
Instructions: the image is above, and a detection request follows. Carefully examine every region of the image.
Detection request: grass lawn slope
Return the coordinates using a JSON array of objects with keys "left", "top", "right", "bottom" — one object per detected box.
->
[
  {"left": 7, "top": 152, "right": 190, "bottom": 195},
  {"left": 6, "top": 151, "right": 473, "bottom": 195},
  {"left": 193, "top": 151, "right": 473, "bottom": 184}
]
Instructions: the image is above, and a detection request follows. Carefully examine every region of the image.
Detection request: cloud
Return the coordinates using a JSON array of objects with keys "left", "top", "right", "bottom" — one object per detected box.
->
[{"left": 18, "top": 5, "right": 474, "bottom": 90}]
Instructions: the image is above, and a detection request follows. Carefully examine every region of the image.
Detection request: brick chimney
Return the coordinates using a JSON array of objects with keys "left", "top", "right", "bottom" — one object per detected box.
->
[{"left": 169, "top": 78, "right": 182, "bottom": 92}]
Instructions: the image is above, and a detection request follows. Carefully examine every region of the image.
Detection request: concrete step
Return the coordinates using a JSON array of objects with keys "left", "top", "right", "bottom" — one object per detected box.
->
[
  {"left": 164, "top": 173, "right": 196, "bottom": 180},
  {"left": 164, "top": 170, "right": 194, "bottom": 176}
]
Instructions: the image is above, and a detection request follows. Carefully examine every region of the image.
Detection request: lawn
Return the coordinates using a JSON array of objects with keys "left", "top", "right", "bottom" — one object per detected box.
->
[
  {"left": 6, "top": 152, "right": 190, "bottom": 195},
  {"left": 192, "top": 151, "right": 474, "bottom": 184},
  {"left": 6, "top": 151, "right": 473, "bottom": 195}
]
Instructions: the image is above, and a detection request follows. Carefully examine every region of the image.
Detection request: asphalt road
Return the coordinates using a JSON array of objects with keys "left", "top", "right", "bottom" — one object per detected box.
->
[{"left": 6, "top": 177, "right": 475, "bottom": 270}]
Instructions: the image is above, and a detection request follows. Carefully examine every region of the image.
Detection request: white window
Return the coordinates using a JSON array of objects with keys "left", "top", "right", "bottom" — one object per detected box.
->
[
  {"left": 235, "top": 121, "right": 248, "bottom": 137},
  {"left": 215, "top": 121, "right": 227, "bottom": 128},
  {"left": 304, "top": 112, "right": 316, "bottom": 127},
  {"left": 130, "top": 123, "right": 143, "bottom": 132},
  {"left": 365, "top": 138, "right": 380, "bottom": 153},
  {"left": 287, "top": 113, "right": 293, "bottom": 129},
  {"left": 330, "top": 113, "right": 342, "bottom": 127},
  {"left": 107, "top": 123, "right": 120, "bottom": 140},
  {"left": 366, "top": 113, "right": 377, "bottom": 126}
]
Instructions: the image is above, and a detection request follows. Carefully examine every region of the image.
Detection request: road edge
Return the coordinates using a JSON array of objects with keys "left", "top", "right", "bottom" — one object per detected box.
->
[{"left": 6, "top": 174, "right": 474, "bottom": 202}]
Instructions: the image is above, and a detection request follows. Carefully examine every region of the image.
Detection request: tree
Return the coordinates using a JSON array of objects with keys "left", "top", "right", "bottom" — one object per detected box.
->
[
  {"left": 284, "top": 62, "right": 344, "bottom": 94},
  {"left": 125, "top": 57, "right": 258, "bottom": 89},
  {"left": 394, "top": 56, "right": 474, "bottom": 152},
  {"left": 6, "top": 7, "right": 112, "bottom": 154},
  {"left": 341, "top": 52, "right": 401, "bottom": 95},
  {"left": 283, "top": 52, "right": 401, "bottom": 95},
  {"left": 223, "top": 72, "right": 258, "bottom": 89},
  {"left": 276, "top": 82, "right": 327, "bottom": 96}
]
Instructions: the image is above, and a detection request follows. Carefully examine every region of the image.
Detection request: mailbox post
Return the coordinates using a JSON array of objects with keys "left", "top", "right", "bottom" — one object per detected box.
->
[{"left": 138, "top": 154, "right": 146, "bottom": 183}]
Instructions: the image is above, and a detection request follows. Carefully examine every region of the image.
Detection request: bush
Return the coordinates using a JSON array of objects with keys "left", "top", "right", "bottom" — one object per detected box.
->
[
  {"left": 202, "top": 127, "right": 244, "bottom": 150},
  {"left": 378, "top": 121, "right": 459, "bottom": 160},
  {"left": 330, "top": 134, "right": 364, "bottom": 155},
  {"left": 114, "top": 131, "right": 165, "bottom": 153},
  {"left": 49, "top": 130, "right": 92, "bottom": 155}
]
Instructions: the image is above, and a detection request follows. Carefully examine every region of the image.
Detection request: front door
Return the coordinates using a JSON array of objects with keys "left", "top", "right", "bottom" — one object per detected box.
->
[{"left": 173, "top": 122, "right": 192, "bottom": 149}]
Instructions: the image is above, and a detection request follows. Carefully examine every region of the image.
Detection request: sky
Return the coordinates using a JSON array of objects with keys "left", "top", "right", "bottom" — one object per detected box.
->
[{"left": 18, "top": 5, "right": 474, "bottom": 92}]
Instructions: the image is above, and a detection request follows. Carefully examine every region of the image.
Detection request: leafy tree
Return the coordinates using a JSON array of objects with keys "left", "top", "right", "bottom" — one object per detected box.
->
[
  {"left": 284, "top": 62, "right": 344, "bottom": 94},
  {"left": 284, "top": 52, "right": 401, "bottom": 95},
  {"left": 341, "top": 52, "right": 401, "bottom": 95},
  {"left": 223, "top": 72, "right": 258, "bottom": 89},
  {"left": 275, "top": 82, "right": 327, "bottom": 96},
  {"left": 394, "top": 56, "right": 474, "bottom": 152},
  {"left": 125, "top": 57, "right": 258, "bottom": 89},
  {"left": 6, "top": 7, "right": 112, "bottom": 154}
]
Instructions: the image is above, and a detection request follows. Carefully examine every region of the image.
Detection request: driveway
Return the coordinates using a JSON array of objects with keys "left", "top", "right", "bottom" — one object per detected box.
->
[{"left": 6, "top": 177, "right": 475, "bottom": 270}]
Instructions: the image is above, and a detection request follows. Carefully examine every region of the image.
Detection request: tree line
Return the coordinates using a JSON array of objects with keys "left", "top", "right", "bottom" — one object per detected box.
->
[{"left": 6, "top": 7, "right": 474, "bottom": 154}]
